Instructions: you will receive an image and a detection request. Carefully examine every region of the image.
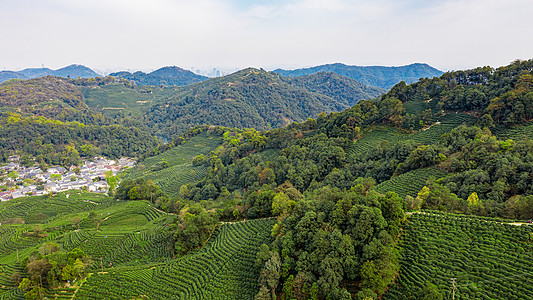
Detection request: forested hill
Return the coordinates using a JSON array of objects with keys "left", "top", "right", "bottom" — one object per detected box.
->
[
  {"left": 274, "top": 62, "right": 443, "bottom": 89},
  {"left": 384, "top": 58, "right": 533, "bottom": 126},
  {"left": 0, "top": 76, "right": 160, "bottom": 166},
  {"left": 0, "top": 64, "right": 100, "bottom": 83},
  {"left": 282, "top": 71, "right": 386, "bottom": 106},
  {"left": 0, "top": 76, "right": 88, "bottom": 120},
  {"left": 0, "top": 71, "right": 27, "bottom": 83},
  {"left": 110, "top": 66, "right": 208, "bottom": 86},
  {"left": 144, "top": 68, "right": 357, "bottom": 137}
]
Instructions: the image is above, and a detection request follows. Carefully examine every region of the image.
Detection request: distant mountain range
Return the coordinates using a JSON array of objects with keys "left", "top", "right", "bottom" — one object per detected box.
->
[
  {"left": 110, "top": 66, "right": 208, "bottom": 86},
  {"left": 0, "top": 64, "right": 101, "bottom": 83},
  {"left": 273, "top": 63, "right": 443, "bottom": 90},
  {"left": 144, "top": 68, "right": 385, "bottom": 137}
]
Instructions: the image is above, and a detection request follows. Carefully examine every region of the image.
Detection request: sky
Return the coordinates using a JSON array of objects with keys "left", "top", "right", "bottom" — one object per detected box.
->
[{"left": 1, "top": 0, "right": 532, "bottom": 73}]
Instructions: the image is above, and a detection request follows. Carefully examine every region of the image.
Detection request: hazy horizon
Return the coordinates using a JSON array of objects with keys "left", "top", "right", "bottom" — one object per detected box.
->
[{"left": 1, "top": 0, "right": 532, "bottom": 73}]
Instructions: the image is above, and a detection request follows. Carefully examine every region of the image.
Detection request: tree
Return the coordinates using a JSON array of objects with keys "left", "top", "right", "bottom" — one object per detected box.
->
[
  {"left": 467, "top": 192, "right": 483, "bottom": 214},
  {"left": 405, "top": 195, "right": 422, "bottom": 211},
  {"left": 271, "top": 192, "right": 295, "bottom": 218},
  {"left": 7, "top": 170, "right": 19, "bottom": 181},
  {"left": 257, "top": 253, "right": 281, "bottom": 300},
  {"left": 50, "top": 174, "right": 62, "bottom": 182}
]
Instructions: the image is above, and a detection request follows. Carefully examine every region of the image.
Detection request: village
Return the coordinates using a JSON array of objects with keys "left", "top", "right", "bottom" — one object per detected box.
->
[{"left": 0, "top": 156, "right": 136, "bottom": 201}]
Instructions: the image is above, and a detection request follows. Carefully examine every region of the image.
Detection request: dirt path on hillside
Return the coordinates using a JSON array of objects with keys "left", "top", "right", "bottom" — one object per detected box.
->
[{"left": 406, "top": 211, "right": 530, "bottom": 226}]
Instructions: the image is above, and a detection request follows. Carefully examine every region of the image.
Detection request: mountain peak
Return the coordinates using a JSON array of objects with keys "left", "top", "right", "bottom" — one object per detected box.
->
[{"left": 111, "top": 66, "right": 208, "bottom": 86}]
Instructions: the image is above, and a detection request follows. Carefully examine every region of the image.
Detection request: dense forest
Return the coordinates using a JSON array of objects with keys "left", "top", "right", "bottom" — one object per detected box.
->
[{"left": 145, "top": 68, "right": 386, "bottom": 137}]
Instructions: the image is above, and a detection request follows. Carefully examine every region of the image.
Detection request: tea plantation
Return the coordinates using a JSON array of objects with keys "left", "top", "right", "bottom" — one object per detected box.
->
[
  {"left": 385, "top": 212, "right": 533, "bottom": 300},
  {"left": 123, "top": 132, "right": 222, "bottom": 197}
]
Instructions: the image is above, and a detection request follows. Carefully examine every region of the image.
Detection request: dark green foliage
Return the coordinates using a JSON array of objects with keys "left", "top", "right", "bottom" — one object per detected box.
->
[
  {"left": 385, "top": 59, "right": 533, "bottom": 126},
  {"left": 0, "top": 116, "right": 159, "bottom": 166},
  {"left": 173, "top": 209, "right": 218, "bottom": 254},
  {"left": 145, "top": 68, "right": 351, "bottom": 137},
  {"left": 282, "top": 71, "right": 385, "bottom": 106},
  {"left": 257, "top": 186, "right": 404, "bottom": 298},
  {"left": 116, "top": 178, "right": 164, "bottom": 203}
]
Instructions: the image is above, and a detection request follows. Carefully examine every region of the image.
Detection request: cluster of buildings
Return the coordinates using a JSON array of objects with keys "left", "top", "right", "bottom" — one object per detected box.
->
[{"left": 0, "top": 156, "right": 135, "bottom": 201}]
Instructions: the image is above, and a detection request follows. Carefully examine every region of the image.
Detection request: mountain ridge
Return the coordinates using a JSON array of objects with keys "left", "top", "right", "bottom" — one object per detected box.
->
[
  {"left": 109, "top": 66, "right": 208, "bottom": 86},
  {"left": 144, "top": 68, "right": 354, "bottom": 137},
  {"left": 273, "top": 62, "right": 443, "bottom": 89},
  {"left": 0, "top": 64, "right": 101, "bottom": 83}
]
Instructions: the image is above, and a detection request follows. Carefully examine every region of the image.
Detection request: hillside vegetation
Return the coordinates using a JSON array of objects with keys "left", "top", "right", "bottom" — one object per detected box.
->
[
  {"left": 385, "top": 212, "right": 533, "bottom": 300},
  {"left": 145, "top": 68, "right": 358, "bottom": 137},
  {"left": 282, "top": 71, "right": 385, "bottom": 106},
  {"left": 0, "top": 65, "right": 100, "bottom": 83},
  {"left": 122, "top": 132, "right": 223, "bottom": 197},
  {"left": 110, "top": 66, "right": 208, "bottom": 86}
]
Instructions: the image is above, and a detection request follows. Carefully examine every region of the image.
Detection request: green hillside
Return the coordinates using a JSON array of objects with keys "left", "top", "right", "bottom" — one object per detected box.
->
[
  {"left": 80, "top": 83, "right": 180, "bottom": 118},
  {"left": 145, "top": 68, "right": 351, "bottom": 137},
  {"left": 385, "top": 212, "right": 533, "bottom": 299},
  {"left": 123, "top": 132, "right": 223, "bottom": 197},
  {"left": 1, "top": 58, "right": 532, "bottom": 300},
  {"left": 348, "top": 113, "right": 477, "bottom": 157},
  {"left": 110, "top": 66, "right": 208, "bottom": 87},
  {"left": 0, "top": 191, "right": 174, "bottom": 299},
  {"left": 282, "top": 71, "right": 385, "bottom": 106},
  {"left": 0, "top": 190, "right": 273, "bottom": 300}
]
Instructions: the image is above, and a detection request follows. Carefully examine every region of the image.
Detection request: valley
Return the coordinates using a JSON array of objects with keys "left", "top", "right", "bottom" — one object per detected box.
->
[{"left": 0, "top": 59, "right": 532, "bottom": 299}]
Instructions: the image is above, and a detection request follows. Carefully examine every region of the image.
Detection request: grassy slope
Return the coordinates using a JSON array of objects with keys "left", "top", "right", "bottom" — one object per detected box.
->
[
  {"left": 385, "top": 212, "right": 533, "bottom": 300},
  {"left": 122, "top": 132, "right": 223, "bottom": 197}
]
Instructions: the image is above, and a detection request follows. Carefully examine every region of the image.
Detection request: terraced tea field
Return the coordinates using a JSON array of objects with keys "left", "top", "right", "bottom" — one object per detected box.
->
[
  {"left": 385, "top": 212, "right": 533, "bottom": 300},
  {"left": 349, "top": 113, "right": 477, "bottom": 157},
  {"left": 0, "top": 191, "right": 176, "bottom": 299},
  {"left": 375, "top": 168, "right": 448, "bottom": 198},
  {"left": 81, "top": 83, "right": 182, "bottom": 118},
  {"left": 492, "top": 121, "right": 533, "bottom": 140},
  {"left": 123, "top": 133, "right": 222, "bottom": 196},
  {"left": 76, "top": 218, "right": 275, "bottom": 299}
]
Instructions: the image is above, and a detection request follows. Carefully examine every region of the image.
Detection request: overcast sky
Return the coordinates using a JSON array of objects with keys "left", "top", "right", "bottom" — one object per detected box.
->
[{"left": 1, "top": 0, "right": 532, "bottom": 73}]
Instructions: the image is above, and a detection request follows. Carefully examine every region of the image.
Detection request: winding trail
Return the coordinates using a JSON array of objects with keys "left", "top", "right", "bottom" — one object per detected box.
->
[{"left": 406, "top": 211, "right": 530, "bottom": 226}]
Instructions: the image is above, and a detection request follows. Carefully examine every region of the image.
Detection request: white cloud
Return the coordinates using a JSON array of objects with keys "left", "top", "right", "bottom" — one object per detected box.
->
[{"left": 0, "top": 0, "right": 532, "bottom": 71}]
